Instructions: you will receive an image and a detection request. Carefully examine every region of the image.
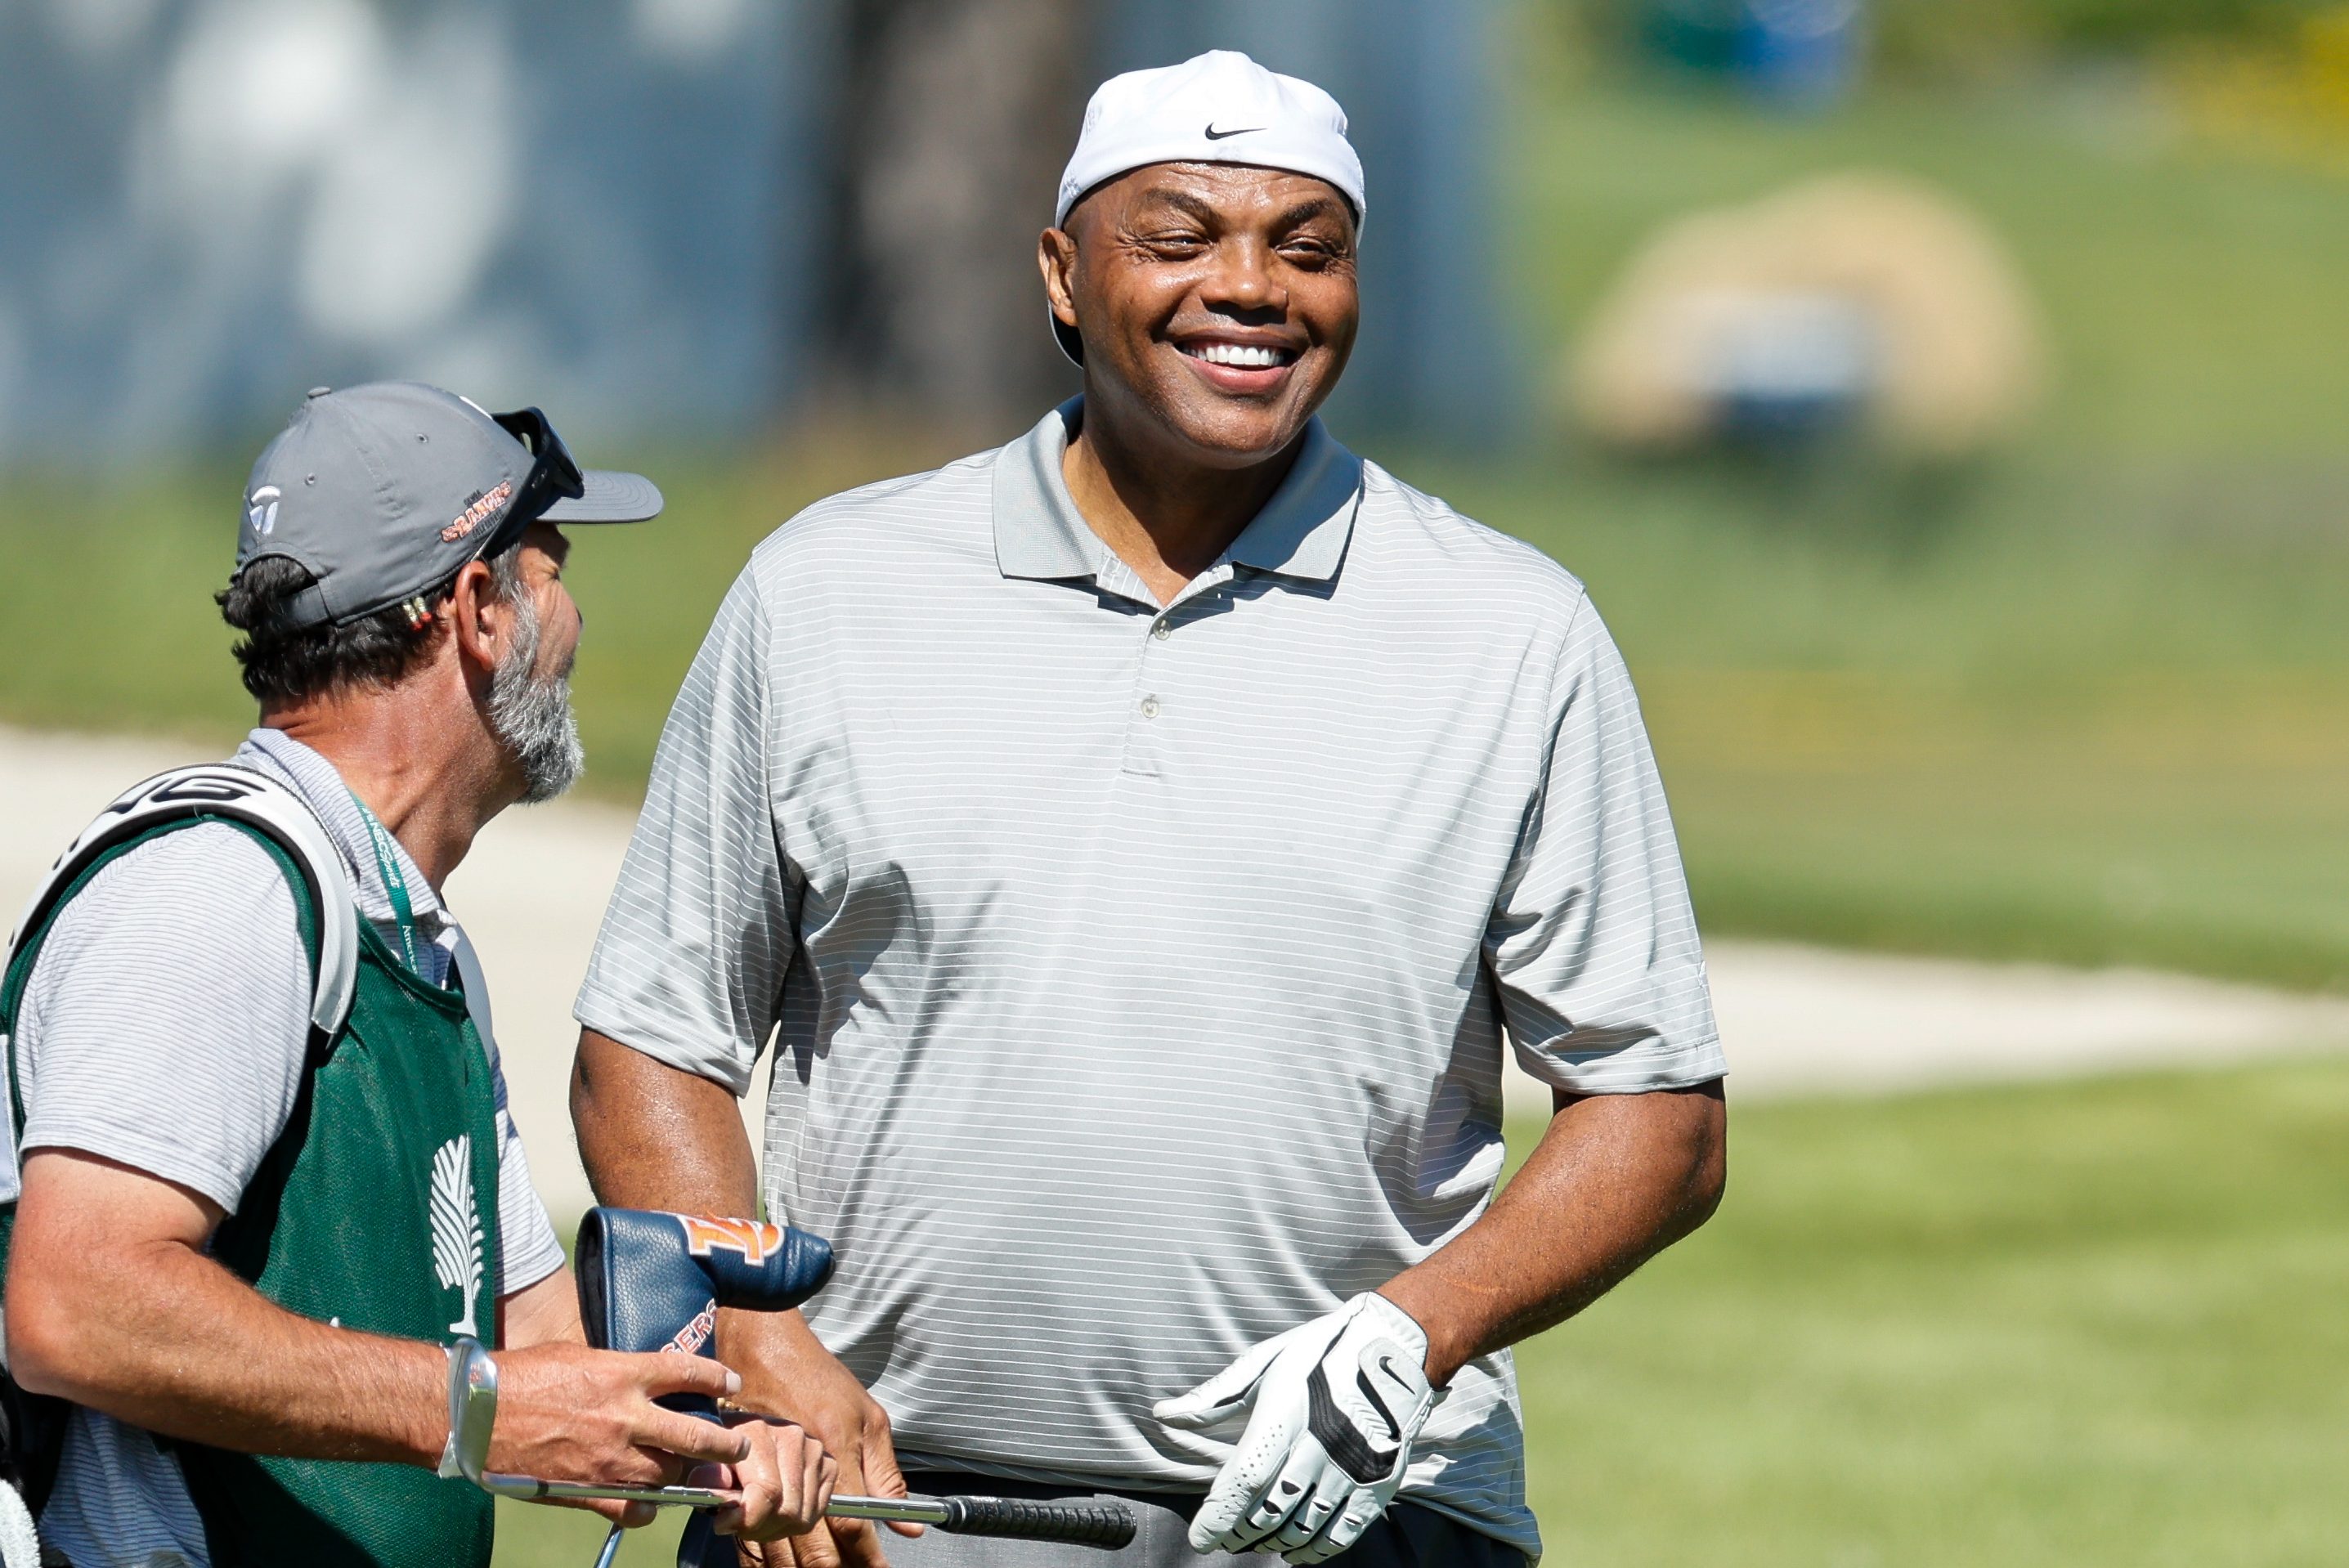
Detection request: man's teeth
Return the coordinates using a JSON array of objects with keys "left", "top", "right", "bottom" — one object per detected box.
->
[{"left": 1186, "top": 343, "right": 1291, "bottom": 369}]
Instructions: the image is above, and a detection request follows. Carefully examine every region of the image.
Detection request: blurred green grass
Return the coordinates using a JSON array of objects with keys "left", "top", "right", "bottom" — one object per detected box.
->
[
  {"left": 7, "top": 81, "right": 2349, "bottom": 986},
  {"left": 489, "top": 1055, "right": 2349, "bottom": 1566},
  {"left": 492, "top": 1499, "right": 685, "bottom": 1567},
  {"left": 1514, "top": 1055, "right": 2349, "bottom": 1567}
]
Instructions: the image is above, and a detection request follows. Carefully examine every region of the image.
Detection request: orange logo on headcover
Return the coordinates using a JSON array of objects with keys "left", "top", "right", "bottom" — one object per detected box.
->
[
  {"left": 441, "top": 480, "right": 513, "bottom": 543},
  {"left": 679, "top": 1214, "right": 784, "bottom": 1264}
]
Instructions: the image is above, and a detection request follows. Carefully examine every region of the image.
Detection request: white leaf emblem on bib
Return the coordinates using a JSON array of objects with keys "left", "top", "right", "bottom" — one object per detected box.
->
[{"left": 430, "top": 1135, "right": 484, "bottom": 1337}]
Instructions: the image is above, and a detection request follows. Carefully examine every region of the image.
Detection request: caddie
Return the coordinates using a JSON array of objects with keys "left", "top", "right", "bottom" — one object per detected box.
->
[
  {"left": 572, "top": 51, "right": 1728, "bottom": 1568},
  {"left": 0, "top": 383, "right": 832, "bottom": 1568}
]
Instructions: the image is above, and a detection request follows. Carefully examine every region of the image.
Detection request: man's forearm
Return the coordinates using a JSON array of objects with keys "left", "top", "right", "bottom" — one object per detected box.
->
[
  {"left": 573, "top": 1028, "right": 762, "bottom": 1212},
  {"left": 1378, "top": 1082, "right": 1727, "bottom": 1387},
  {"left": 14, "top": 1149, "right": 775, "bottom": 1523},
  {"left": 572, "top": 1028, "right": 825, "bottom": 1370},
  {"left": 11, "top": 1232, "right": 444, "bottom": 1465},
  {"left": 501, "top": 1265, "right": 586, "bottom": 1348}
]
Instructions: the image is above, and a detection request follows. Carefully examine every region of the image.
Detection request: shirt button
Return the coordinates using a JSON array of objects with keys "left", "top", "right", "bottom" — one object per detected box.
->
[
  {"left": 1139, "top": 696, "right": 1160, "bottom": 719},
  {"left": 1152, "top": 619, "right": 1170, "bottom": 640}
]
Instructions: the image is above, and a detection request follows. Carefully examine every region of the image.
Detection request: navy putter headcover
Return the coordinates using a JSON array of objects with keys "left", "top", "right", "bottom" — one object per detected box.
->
[
  {"left": 574, "top": 1207, "right": 836, "bottom": 1418},
  {"left": 574, "top": 1208, "right": 836, "bottom": 1568}
]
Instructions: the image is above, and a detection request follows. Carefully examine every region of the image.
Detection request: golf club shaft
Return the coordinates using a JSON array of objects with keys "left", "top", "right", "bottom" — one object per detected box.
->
[
  {"left": 489, "top": 1475, "right": 1133, "bottom": 1548},
  {"left": 491, "top": 1483, "right": 1132, "bottom": 1539},
  {"left": 827, "top": 1494, "right": 953, "bottom": 1525},
  {"left": 479, "top": 1478, "right": 1011, "bottom": 1527},
  {"left": 481, "top": 1472, "right": 732, "bottom": 1507}
]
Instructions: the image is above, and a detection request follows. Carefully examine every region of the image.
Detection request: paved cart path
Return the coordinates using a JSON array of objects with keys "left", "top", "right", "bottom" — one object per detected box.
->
[{"left": 8, "top": 725, "right": 2347, "bottom": 1221}]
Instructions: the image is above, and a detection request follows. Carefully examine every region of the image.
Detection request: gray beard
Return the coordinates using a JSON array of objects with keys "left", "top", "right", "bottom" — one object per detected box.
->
[{"left": 486, "top": 592, "right": 584, "bottom": 804}]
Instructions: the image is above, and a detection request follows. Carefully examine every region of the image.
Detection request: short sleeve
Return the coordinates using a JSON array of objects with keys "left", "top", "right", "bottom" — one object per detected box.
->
[
  {"left": 574, "top": 568, "right": 793, "bottom": 1095},
  {"left": 1485, "top": 598, "right": 1725, "bottom": 1095},
  {"left": 9, "top": 826, "right": 312, "bottom": 1212},
  {"left": 491, "top": 1077, "right": 566, "bottom": 1293}
]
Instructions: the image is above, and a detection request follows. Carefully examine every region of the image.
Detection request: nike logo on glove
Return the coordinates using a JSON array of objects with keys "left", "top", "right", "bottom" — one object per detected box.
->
[
  {"left": 1204, "top": 123, "right": 1265, "bottom": 140},
  {"left": 1307, "top": 1364, "right": 1399, "bottom": 1483},
  {"left": 1360, "top": 1363, "right": 1405, "bottom": 1442}
]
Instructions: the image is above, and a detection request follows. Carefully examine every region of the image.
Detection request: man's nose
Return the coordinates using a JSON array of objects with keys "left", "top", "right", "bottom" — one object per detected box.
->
[{"left": 1204, "top": 237, "right": 1286, "bottom": 316}]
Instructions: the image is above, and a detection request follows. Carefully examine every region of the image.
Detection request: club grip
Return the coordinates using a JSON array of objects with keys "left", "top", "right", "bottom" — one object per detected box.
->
[{"left": 938, "top": 1495, "right": 1138, "bottom": 1550}]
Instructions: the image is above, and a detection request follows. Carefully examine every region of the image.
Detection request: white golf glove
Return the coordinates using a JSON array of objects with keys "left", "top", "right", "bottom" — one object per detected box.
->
[{"left": 1154, "top": 1292, "right": 1442, "bottom": 1563}]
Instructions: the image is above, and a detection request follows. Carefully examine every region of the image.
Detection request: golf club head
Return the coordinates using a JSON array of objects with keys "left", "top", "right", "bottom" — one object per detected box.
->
[{"left": 439, "top": 1336, "right": 497, "bottom": 1484}]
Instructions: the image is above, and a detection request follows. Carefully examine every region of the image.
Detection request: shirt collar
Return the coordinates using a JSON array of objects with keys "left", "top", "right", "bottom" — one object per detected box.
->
[
  {"left": 234, "top": 727, "right": 448, "bottom": 926},
  {"left": 993, "top": 396, "right": 1363, "bottom": 588}
]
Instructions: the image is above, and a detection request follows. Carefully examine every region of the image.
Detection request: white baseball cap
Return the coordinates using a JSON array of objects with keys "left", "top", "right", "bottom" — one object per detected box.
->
[
  {"left": 1050, "top": 52, "right": 1365, "bottom": 364},
  {"left": 1055, "top": 51, "right": 1365, "bottom": 228}
]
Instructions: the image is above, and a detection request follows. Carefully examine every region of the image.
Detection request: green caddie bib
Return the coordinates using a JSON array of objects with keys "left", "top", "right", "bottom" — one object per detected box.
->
[{"left": 2, "top": 804, "right": 501, "bottom": 1568}]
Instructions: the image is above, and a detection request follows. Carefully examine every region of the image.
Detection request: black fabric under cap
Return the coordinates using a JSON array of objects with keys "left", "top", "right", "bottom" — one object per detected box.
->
[{"left": 235, "top": 381, "right": 661, "bottom": 629}]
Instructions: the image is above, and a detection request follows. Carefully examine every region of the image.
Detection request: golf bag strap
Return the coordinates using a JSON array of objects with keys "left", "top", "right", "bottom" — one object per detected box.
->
[
  {"left": 0, "top": 767, "right": 356, "bottom": 1537},
  {"left": 5, "top": 764, "right": 359, "bottom": 1046}
]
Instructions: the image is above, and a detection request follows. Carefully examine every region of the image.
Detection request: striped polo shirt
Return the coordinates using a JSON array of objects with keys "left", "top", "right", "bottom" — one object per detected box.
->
[{"left": 576, "top": 400, "right": 1724, "bottom": 1561}]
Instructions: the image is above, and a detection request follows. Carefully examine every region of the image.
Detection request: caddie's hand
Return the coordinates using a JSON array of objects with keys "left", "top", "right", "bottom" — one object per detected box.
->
[
  {"left": 1154, "top": 1293, "right": 1443, "bottom": 1564},
  {"left": 491, "top": 1342, "right": 752, "bottom": 1528},
  {"left": 715, "top": 1308, "right": 917, "bottom": 1567},
  {"left": 689, "top": 1417, "right": 838, "bottom": 1542}
]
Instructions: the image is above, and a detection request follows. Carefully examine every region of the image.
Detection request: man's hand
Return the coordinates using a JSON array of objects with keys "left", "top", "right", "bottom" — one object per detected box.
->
[
  {"left": 691, "top": 1418, "right": 838, "bottom": 1542},
  {"left": 490, "top": 1343, "right": 754, "bottom": 1492},
  {"left": 713, "top": 1310, "right": 917, "bottom": 1566},
  {"left": 493, "top": 1272, "right": 761, "bottom": 1530},
  {"left": 1155, "top": 1293, "right": 1441, "bottom": 1564}
]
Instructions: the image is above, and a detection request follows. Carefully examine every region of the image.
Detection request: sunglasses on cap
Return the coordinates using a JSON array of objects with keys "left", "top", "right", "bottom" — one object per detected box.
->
[{"left": 470, "top": 406, "right": 585, "bottom": 560}]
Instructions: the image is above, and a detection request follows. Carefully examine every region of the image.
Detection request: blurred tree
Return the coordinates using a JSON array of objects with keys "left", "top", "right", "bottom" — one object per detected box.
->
[{"left": 816, "top": 0, "right": 1088, "bottom": 435}]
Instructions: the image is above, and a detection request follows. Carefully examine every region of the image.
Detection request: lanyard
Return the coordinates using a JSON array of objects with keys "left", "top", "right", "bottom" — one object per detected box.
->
[{"left": 347, "top": 790, "right": 426, "bottom": 979}]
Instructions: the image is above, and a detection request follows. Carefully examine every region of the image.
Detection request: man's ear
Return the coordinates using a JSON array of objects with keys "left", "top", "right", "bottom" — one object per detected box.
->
[
  {"left": 1038, "top": 227, "right": 1080, "bottom": 330},
  {"left": 447, "top": 558, "right": 507, "bottom": 674}
]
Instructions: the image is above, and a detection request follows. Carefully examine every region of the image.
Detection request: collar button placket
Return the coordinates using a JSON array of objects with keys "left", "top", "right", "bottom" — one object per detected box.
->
[{"left": 1123, "top": 604, "right": 1169, "bottom": 777}]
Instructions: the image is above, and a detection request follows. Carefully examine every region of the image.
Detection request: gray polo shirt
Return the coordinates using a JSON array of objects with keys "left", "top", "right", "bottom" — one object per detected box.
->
[{"left": 576, "top": 401, "right": 1724, "bottom": 1561}]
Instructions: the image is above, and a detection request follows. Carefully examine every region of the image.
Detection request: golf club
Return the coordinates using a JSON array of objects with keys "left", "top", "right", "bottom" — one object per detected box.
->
[{"left": 442, "top": 1339, "right": 1138, "bottom": 1554}]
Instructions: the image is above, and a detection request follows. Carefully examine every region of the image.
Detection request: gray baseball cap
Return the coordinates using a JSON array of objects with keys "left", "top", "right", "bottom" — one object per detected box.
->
[{"left": 235, "top": 381, "right": 663, "bottom": 629}]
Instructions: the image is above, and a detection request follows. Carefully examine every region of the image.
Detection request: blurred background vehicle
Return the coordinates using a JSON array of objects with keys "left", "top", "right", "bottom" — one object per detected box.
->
[{"left": 6, "top": 1, "right": 2349, "bottom": 1563}]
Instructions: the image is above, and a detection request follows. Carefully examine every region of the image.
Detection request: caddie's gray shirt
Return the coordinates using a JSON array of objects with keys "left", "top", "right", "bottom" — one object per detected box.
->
[
  {"left": 3, "top": 728, "right": 564, "bottom": 1568},
  {"left": 576, "top": 401, "right": 1724, "bottom": 1561}
]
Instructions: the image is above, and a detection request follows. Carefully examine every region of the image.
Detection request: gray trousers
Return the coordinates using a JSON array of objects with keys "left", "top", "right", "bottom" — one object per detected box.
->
[{"left": 885, "top": 1472, "right": 1528, "bottom": 1568}]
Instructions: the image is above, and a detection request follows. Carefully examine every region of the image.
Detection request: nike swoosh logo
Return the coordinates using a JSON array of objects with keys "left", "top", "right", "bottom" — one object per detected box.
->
[
  {"left": 1204, "top": 123, "right": 1265, "bottom": 141},
  {"left": 1359, "top": 1364, "right": 1405, "bottom": 1443},
  {"left": 1308, "top": 1363, "right": 1399, "bottom": 1484}
]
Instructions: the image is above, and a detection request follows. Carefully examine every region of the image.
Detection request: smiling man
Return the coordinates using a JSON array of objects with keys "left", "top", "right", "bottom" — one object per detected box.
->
[{"left": 572, "top": 52, "right": 1727, "bottom": 1568}]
